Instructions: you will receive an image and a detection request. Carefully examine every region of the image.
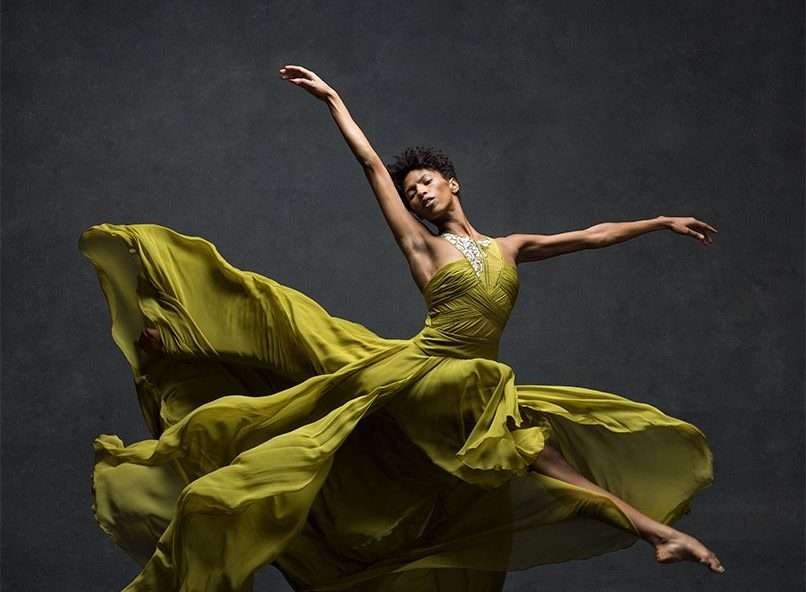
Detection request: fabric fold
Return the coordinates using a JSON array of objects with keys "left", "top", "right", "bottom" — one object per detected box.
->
[{"left": 80, "top": 223, "right": 715, "bottom": 592}]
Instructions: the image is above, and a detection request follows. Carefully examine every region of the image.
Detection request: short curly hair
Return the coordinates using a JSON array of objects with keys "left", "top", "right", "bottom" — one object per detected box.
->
[{"left": 386, "top": 145, "right": 460, "bottom": 210}]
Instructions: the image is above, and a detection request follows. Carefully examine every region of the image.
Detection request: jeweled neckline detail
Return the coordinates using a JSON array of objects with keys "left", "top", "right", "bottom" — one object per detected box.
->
[
  {"left": 439, "top": 232, "right": 491, "bottom": 278},
  {"left": 439, "top": 232, "right": 491, "bottom": 245}
]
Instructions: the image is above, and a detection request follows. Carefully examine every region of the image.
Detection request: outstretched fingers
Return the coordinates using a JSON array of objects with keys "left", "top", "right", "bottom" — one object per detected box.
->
[
  {"left": 689, "top": 222, "right": 714, "bottom": 244},
  {"left": 701, "top": 221, "right": 718, "bottom": 234},
  {"left": 692, "top": 219, "right": 718, "bottom": 244},
  {"left": 279, "top": 66, "right": 314, "bottom": 88},
  {"left": 280, "top": 64, "right": 313, "bottom": 79}
]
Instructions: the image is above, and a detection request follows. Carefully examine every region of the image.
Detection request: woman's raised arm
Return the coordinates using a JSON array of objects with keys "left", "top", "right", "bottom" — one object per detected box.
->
[{"left": 280, "top": 65, "right": 429, "bottom": 254}]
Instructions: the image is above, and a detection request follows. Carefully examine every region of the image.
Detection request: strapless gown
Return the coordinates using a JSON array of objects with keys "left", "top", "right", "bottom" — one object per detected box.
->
[{"left": 79, "top": 223, "right": 714, "bottom": 592}]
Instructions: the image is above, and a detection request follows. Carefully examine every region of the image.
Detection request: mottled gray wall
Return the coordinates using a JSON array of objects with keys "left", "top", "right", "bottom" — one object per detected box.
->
[{"left": 2, "top": 1, "right": 803, "bottom": 590}]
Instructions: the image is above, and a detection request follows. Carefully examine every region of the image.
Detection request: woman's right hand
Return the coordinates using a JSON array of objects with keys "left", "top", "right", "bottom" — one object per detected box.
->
[{"left": 280, "top": 64, "right": 337, "bottom": 101}]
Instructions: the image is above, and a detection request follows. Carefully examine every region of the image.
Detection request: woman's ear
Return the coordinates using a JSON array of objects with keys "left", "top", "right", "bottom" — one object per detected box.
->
[{"left": 449, "top": 177, "right": 460, "bottom": 194}]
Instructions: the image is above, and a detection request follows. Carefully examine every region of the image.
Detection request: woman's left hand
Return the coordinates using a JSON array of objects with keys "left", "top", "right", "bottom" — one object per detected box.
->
[
  {"left": 279, "top": 64, "right": 337, "bottom": 101},
  {"left": 665, "top": 216, "right": 718, "bottom": 245}
]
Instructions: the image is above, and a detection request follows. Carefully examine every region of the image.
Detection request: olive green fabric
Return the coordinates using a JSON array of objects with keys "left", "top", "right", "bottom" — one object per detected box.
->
[{"left": 79, "top": 223, "right": 714, "bottom": 592}]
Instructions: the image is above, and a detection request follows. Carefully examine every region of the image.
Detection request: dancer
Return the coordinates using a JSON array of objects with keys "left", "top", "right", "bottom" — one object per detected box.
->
[{"left": 82, "top": 64, "right": 723, "bottom": 592}]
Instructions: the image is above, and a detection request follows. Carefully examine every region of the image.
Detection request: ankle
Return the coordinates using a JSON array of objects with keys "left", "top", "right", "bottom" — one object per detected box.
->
[{"left": 647, "top": 525, "right": 681, "bottom": 547}]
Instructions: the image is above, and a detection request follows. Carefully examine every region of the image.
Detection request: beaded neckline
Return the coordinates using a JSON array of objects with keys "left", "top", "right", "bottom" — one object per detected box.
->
[{"left": 439, "top": 232, "right": 492, "bottom": 278}]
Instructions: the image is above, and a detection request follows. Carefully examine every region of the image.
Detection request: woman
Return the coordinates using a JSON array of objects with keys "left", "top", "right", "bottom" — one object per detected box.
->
[{"left": 83, "top": 64, "right": 722, "bottom": 592}]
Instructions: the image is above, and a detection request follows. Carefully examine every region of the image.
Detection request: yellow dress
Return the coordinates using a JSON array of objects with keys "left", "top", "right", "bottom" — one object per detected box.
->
[{"left": 79, "top": 223, "right": 714, "bottom": 592}]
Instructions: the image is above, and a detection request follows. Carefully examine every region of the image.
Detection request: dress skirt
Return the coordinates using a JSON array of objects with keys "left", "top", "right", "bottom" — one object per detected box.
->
[{"left": 79, "top": 223, "right": 714, "bottom": 592}]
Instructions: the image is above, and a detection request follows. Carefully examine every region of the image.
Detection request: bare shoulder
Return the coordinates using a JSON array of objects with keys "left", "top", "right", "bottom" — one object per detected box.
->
[
  {"left": 404, "top": 232, "right": 444, "bottom": 292},
  {"left": 492, "top": 234, "right": 520, "bottom": 267}
]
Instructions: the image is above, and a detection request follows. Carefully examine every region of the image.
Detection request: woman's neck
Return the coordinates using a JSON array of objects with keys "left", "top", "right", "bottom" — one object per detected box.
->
[
  {"left": 436, "top": 199, "right": 484, "bottom": 240},
  {"left": 440, "top": 222, "right": 483, "bottom": 240}
]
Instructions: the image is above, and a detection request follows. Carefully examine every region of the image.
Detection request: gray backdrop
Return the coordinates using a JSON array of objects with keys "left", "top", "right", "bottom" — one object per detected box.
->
[{"left": 3, "top": 1, "right": 804, "bottom": 590}]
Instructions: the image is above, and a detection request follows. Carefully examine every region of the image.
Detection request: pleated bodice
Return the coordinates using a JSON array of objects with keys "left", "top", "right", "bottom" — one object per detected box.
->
[{"left": 413, "top": 235, "right": 519, "bottom": 361}]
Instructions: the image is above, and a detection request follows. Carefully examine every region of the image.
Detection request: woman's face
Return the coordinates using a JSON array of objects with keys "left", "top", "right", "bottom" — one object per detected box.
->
[{"left": 402, "top": 168, "right": 459, "bottom": 220}]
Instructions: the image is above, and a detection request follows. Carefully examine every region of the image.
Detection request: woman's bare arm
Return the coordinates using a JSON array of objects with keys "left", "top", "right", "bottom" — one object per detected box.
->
[
  {"left": 279, "top": 65, "right": 428, "bottom": 254},
  {"left": 505, "top": 216, "right": 717, "bottom": 264}
]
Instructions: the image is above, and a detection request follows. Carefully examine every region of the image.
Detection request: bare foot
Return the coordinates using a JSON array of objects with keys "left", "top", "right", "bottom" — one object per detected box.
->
[
  {"left": 654, "top": 530, "right": 725, "bottom": 574},
  {"left": 136, "top": 327, "right": 163, "bottom": 352}
]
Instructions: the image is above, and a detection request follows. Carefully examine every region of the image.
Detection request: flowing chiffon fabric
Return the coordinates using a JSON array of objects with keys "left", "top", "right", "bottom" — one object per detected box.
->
[{"left": 79, "top": 223, "right": 714, "bottom": 591}]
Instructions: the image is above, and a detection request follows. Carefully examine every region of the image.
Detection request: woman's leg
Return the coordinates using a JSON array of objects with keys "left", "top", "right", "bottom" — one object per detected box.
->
[{"left": 531, "top": 444, "right": 725, "bottom": 574}]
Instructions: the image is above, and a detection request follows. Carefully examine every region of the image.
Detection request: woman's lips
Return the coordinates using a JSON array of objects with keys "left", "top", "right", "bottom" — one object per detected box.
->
[{"left": 424, "top": 197, "right": 435, "bottom": 208}]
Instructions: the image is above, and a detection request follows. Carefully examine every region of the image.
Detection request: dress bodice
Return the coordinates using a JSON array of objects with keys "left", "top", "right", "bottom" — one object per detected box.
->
[{"left": 412, "top": 234, "right": 519, "bottom": 360}]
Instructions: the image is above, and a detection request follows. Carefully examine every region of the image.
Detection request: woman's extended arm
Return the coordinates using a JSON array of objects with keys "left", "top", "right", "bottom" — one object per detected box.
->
[
  {"left": 594, "top": 216, "right": 717, "bottom": 246},
  {"left": 279, "top": 64, "right": 428, "bottom": 253},
  {"left": 507, "top": 216, "right": 718, "bottom": 264}
]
